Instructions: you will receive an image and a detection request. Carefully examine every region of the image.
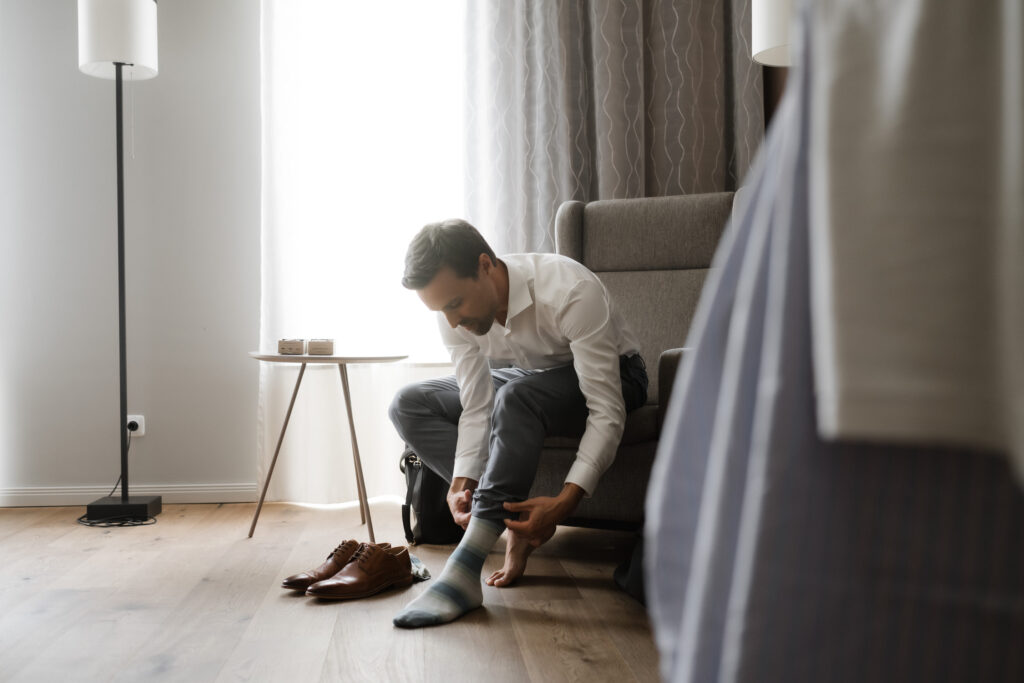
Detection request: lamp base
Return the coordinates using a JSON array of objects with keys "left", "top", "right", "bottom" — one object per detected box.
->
[{"left": 86, "top": 495, "right": 162, "bottom": 521}]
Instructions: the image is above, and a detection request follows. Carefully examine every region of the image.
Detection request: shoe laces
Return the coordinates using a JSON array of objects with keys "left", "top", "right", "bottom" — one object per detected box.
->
[
  {"left": 351, "top": 543, "right": 377, "bottom": 567},
  {"left": 331, "top": 540, "right": 357, "bottom": 559}
]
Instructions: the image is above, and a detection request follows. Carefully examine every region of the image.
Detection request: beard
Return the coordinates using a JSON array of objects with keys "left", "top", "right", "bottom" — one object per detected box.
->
[{"left": 462, "top": 314, "right": 495, "bottom": 336}]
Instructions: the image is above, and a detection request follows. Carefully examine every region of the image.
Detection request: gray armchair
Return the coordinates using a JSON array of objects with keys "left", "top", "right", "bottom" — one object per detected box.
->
[{"left": 527, "top": 192, "right": 735, "bottom": 528}]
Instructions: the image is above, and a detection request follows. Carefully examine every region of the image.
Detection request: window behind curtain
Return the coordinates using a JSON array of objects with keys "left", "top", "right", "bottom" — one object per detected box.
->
[
  {"left": 262, "top": 0, "right": 466, "bottom": 360},
  {"left": 259, "top": 1, "right": 466, "bottom": 504}
]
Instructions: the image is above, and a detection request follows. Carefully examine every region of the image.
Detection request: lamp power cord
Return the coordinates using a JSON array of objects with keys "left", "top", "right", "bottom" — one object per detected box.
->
[{"left": 76, "top": 426, "right": 157, "bottom": 528}]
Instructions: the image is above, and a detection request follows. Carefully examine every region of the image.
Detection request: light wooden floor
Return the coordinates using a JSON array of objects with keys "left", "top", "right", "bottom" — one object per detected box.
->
[{"left": 0, "top": 502, "right": 658, "bottom": 682}]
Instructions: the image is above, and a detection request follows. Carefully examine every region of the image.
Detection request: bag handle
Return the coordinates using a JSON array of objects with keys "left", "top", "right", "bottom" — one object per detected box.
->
[{"left": 400, "top": 448, "right": 419, "bottom": 545}]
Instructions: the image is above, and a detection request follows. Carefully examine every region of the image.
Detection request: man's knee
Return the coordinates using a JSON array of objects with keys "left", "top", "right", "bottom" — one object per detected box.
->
[
  {"left": 493, "top": 380, "right": 541, "bottom": 424},
  {"left": 389, "top": 381, "right": 428, "bottom": 429}
]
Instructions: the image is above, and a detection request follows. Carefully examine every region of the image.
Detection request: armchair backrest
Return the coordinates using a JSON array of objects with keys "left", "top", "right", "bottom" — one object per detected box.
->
[{"left": 555, "top": 192, "right": 734, "bottom": 403}]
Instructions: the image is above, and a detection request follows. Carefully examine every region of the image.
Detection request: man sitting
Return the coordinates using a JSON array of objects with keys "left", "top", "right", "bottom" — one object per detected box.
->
[{"left": 389, "top": 219, "right": 648, "bottom": 628}]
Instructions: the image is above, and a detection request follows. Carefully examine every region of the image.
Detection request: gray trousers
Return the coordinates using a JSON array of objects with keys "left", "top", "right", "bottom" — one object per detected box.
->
[{"left": 388, "top": 355, "right": 648, "bottom": 520}]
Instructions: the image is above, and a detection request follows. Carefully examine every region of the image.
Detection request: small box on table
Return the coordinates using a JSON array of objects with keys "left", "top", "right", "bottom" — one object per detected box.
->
[
  {"left": 278, "top": 339, "right": 305, "bottom": 355},
  {"left": 308, "top": 339, "right": 334, "bottom": 355}
]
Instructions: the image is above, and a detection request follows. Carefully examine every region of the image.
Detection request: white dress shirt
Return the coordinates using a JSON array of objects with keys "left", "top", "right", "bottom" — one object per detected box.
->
[{"left": 440, "top": 252, "right": 641, "bottom": 496}]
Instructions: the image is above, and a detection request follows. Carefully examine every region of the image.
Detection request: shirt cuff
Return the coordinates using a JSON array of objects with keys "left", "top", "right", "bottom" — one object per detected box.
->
[
  {"left": 452, "top": 455, "right": 486, "bottom": 483},
  {"left": 565, "top": 460, "right": 603, "bottom": 498}
]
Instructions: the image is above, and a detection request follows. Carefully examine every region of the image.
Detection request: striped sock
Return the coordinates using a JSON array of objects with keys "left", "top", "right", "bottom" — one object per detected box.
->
[{"left": 393, "top": 516, "right": 503, "bottom": 629}]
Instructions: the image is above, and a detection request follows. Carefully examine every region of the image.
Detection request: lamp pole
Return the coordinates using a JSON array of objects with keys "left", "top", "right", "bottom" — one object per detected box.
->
[{"left": 115, "top": 61, "right": 130, "bottom": 501}]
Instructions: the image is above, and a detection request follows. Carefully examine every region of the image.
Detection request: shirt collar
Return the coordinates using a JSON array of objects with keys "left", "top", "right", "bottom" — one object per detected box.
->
[{"left": 503, "top": 257, "right": 533, "bottom": 326}]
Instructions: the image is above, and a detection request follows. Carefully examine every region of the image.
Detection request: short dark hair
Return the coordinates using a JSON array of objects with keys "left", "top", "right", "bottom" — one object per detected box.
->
[{"left": 402, "top": 219, "right": 497, "bottom": 290}]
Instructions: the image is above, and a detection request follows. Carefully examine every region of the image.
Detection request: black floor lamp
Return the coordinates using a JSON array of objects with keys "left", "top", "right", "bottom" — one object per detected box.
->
[{"left": 79, "top": 0, "right": 162, "bottom": 521}]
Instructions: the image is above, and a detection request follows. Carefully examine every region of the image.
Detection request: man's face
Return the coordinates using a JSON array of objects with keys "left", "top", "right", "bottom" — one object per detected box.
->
[{"left": 417, "top": 260, "right": 498, "bottom": 336}]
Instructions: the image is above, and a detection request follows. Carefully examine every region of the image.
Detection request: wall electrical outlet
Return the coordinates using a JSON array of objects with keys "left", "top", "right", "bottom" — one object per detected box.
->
[{"left": 127, "top": 414, "right": 146, "bottom": 436}]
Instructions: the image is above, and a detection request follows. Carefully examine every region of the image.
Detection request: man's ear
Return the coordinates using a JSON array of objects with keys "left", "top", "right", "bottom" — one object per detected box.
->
[{"left": 478, "top": 252, "right": 493, "bottom": 276}]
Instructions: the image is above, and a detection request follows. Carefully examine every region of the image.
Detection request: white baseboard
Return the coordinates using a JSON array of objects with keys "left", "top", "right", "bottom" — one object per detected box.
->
[{"left": 0, "top": 483, "right": 259, "bottom": 507}]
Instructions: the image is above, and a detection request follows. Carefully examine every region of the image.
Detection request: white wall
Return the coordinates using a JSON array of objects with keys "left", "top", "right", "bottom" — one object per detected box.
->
[{"left": 0, "top": 0, "right": 261, "bottom": 505}]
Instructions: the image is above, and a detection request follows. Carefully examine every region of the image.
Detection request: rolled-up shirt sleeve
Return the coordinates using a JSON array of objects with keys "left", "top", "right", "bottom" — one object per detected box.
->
[
  {"left": 438, "top": 315, "right": 493, "bottom": 482},
  {"left": 556, "top": 280, "right": 627, "bottom": 496}
]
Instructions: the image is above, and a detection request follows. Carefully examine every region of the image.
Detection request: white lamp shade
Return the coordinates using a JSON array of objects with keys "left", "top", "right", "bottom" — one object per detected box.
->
[
  {"left": 78, "top": 0, "right": 158, "bottom": 79},
  {"left": 752, "top": 0, "right": 793, "bottom": 67}
]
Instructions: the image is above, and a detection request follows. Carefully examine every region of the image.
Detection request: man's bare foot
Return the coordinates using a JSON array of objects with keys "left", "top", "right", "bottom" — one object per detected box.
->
[{"left": 486, "top": 526, "right": 555, "bottom": 587}]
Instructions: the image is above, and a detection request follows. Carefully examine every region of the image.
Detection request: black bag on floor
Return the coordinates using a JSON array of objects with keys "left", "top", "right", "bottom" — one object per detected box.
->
[
  {"left": 613, "top": 533, "right": 646, "bottom": 605},
  {"left": 399, "top": 448, "right": 465, "bottom": 545}
]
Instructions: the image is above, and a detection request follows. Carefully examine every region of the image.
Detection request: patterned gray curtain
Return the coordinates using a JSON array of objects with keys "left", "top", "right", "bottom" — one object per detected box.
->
[{"left": 465, "top": 0, "right": 764, "bottom": 254}]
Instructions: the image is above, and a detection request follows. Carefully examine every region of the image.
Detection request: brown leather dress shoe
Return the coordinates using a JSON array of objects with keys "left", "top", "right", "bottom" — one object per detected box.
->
[
  {"left": 281, "top": 540, "right": 390, "bottom": 591},
  {"left": 306, "top": 544, "right": 413, "bottom": 599}
]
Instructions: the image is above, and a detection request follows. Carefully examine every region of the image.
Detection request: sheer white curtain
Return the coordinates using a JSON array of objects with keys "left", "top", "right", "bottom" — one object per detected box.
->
[{"left": 259, "top": 1, "right": 466, "bottom": 503}]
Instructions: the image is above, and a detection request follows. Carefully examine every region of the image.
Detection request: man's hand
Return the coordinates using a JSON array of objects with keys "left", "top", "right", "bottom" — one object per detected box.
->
[
  {"left": 503, "top": 483, "right": 586, "bottom": 546},
  {"left": 446, "top": 477, "right": 478, "bottom": 529}
]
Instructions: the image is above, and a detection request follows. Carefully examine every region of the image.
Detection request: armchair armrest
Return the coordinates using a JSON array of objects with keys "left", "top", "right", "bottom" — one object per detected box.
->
[{"left": 657, "top": 347, "right": 689, "bottom": 430}]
